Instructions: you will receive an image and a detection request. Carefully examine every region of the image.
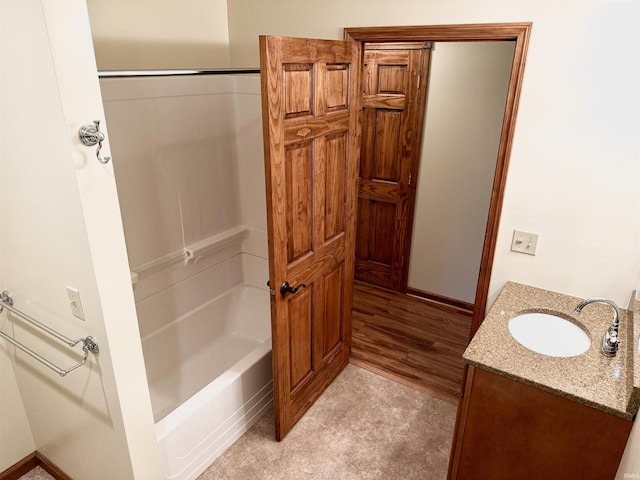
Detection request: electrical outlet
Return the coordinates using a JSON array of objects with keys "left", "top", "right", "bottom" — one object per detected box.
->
[
  {"left": 511, "top": 230, "right": 539, "bottom": 255},
  {"left": 66, "top": 286, "right": 85, "bottom": 321}
]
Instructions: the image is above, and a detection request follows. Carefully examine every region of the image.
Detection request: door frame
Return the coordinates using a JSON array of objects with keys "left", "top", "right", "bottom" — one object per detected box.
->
[{"left": 344, "top": 23, "right": 532, "bottom": 338}]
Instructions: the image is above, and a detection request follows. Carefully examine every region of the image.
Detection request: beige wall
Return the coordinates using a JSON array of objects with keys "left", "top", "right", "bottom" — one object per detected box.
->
[
  {"left": 227, "top": 2, "right": 640, "bottom": 473},
  {"left": 0, "top": 349, "right": 35, "bottom": 471},
  {"left": 616, "top": 292, "right": 640, "bottom": 478},
  {"left": 74, "top": 0, "right": 639, "bottom": 476},
  {"left": 407, "top": 41, "right": 515, "bottom": 304},
  {"left": 0, "top": 1, "right": 161, "bottom": 478},
  {"left": 0, "top": 1, "right": 54, "bottom": 471},
  {"left": 226, "top": 0, "right": 640, "bottom": 309},
  {"left": 81, "top": 0, "right": 640, "bottom": 308},
  {"left": 87, "top": 0, "right": 231, "bottom": 70}
]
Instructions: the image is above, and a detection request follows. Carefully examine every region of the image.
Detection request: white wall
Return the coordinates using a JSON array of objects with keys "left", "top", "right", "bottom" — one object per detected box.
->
[
  {"left": 86, "top": 0, "right": 231, "bottom": 70},
  {"left": 616, "top": 292, "right": 640, "bottom": 479},
  {"left": 79, "top": 0, "right": 640, "bottom": 312},
  {"left": 226, "top": 0, "right": 640, "bottom": 313},
  {"left": 226, "top": 1, "right": 640, "bottom": 473},
  {"left": 407, "top": 41, "right": 515, "bottom": 304},
  {"left": 0, "top": 1, "right": 161, "bottom": 478},
  {"left": 0, "top": 2, "right": 38, "bottom": 470},
  {"left": 619, "top": 412, "right": 640, "bottom": 479},
  {"left": 61, "top": 0, "right": 638, "bottom": 475},
  {"left": 0, "top": 348, "right": 35, "bottom": 471}
]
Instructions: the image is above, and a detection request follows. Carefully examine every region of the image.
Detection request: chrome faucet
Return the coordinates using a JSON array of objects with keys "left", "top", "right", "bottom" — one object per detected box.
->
[{"left": 574, "top": 297, "right": 621, "bottom": 357}]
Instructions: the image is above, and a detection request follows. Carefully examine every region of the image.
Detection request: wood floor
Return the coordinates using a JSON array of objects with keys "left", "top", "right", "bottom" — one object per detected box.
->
[{"left": 350, "top": 281, "right": 472, "bottom": 404}]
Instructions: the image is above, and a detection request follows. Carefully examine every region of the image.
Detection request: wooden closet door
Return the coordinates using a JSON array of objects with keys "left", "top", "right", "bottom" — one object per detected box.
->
[
  {"left": 259, "top": 35, "right": 362, "bottom": 440},
  {"left": 355, "top": 42, "right": 430, "bottom": 290}
]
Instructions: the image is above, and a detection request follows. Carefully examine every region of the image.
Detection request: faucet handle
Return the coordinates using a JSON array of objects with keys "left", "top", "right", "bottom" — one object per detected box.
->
[
  {"left": 575, "top": 297, "right": 621, "bottom": 357},
  {"left": 602, "top": 328, "right": 619, "bottom": 357}
]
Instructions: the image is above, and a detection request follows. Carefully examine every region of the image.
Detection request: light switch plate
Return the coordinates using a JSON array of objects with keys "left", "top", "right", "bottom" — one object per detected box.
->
[
  {"left": 511, "top": 230, "right": 539, "bottom": 255},
  {"left": 66, "top": 286, "right": 85, "bottom": 321}
]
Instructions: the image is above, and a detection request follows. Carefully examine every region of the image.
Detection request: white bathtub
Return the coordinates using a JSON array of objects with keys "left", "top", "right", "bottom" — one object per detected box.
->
[
  {"left": 102, "top": 72, "right": 271, "bottom": 479},
  {"left": 137, "top": 253, "right": 273, "bottom": 480}
]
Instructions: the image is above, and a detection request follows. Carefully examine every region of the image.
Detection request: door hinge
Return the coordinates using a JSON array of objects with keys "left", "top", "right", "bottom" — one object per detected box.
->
[
  {"left": 417, "top": 74, "right": 421, "bottom": 89},
  {"left": 408, "top": 172, "right": 412, "bottom": 186}
]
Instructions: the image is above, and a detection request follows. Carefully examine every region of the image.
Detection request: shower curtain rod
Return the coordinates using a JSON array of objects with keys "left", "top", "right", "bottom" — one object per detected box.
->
[{"left": 99, "top": 68, "right": 260, "bottom": 78}]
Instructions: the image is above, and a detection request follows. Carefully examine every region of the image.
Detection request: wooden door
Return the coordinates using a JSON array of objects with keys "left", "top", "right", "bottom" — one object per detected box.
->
[
  {"left": 355, "top": 43, "right": 431, "bottom": 290},
  {"left": 260, "top": 36, "right": 362, "bottom": 440}
]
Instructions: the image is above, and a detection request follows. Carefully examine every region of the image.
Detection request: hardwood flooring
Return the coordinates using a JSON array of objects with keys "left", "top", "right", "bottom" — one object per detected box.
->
[{"left": 350, "top": 281, "right": 472, "bottom": 404}]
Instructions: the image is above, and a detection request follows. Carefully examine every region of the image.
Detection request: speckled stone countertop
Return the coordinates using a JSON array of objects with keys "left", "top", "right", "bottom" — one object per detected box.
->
[
  {"left": 628, "top": 291, "right": 640, "bottom": 415},
  {"left": 464, "top": 282, "right": 638, "bottom": 420}
]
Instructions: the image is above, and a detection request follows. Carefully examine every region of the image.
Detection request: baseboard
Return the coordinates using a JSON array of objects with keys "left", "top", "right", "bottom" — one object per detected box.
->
[
  {"left": 405, "top": 287, "right": 474, "bottom": 313},
  {"left": 0, "top": 453, "right": 39, "bottom": 480},
  {"left": 349, "top": 358, "right": 460, "bottom": 405},
  {"left": 36, "top": 452, "right": 72, "bottom": 480},
  {"left": 0, "top": 452, "right": 72, "bottom": 480}
]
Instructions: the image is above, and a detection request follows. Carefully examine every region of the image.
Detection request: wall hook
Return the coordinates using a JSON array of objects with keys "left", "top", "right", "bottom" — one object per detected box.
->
[{"left": 79, "top": 120, "right": 111, "bottom": 164}]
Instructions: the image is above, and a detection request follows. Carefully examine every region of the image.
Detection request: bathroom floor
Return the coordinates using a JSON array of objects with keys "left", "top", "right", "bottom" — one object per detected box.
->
[
  {"left": 351, "top": 281, "right": 471, "bottom": 403},
  {"left": 198, "top": 363, "right": 456, "bottom": 479},
  {"left": 17, "top": 365, "right": 456, "bottom": 480},
  {"left": 18, "top": 466, "right": 53, "bottom": 480},
  {"left": 19, "top": 288, "right": 462, "bottom": 480}
]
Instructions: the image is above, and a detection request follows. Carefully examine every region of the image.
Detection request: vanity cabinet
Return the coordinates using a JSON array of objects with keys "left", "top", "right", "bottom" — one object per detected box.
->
[{"left": 448, "top": 366, "right": 633, "bottom": 480}]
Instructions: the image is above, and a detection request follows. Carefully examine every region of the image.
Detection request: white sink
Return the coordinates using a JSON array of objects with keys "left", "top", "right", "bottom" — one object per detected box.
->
[{"left": 508, "top": 312, "right": 591, "bottom": 357}]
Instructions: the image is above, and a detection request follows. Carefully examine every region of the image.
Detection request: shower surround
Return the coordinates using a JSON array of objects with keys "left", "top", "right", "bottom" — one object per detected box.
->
[{"left": 100, "top": 72, "right": 271, "bottom": 480}]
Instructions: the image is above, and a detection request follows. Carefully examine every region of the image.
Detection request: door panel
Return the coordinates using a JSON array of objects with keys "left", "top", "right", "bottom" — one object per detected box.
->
[
  {"left": 260, "top": 35, "right": 361, "bottom": 440},
  {"left": 373, "top": 111, "right": 402, "bottom": 180},
  {"left": 321, "top": 263, "right": 345, "bottom": 359},
  {"left": 285, "top": 142, "right": 313, "bottom": 262},
  {"left": 355, "top": 42, "right": 430, "bottom": 290},
  {"left": 370, "top": 201, "right": 395, "bottom": 264},
  {"left": 324, "top": 132, "right": 348, "bottom": 240},
  {"left": 288, "top": 288, "right": 313, "bottom": 389}
]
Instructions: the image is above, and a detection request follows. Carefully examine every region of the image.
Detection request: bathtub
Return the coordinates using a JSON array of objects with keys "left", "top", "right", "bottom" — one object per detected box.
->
[
  {"left": 102, "top": 72, "right": 271, "bottom": 479},
  {"left": 136, "top": 252, "right": 273, "bottom": 480}
]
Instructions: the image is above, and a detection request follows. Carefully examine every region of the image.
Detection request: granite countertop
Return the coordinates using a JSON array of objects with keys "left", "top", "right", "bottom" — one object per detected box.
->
[
  {"left": 464, "top": 281, "right": 639, "bottom": 420},
  {"left": 629, "top": 292, "right": 640, "bottom": 414}
]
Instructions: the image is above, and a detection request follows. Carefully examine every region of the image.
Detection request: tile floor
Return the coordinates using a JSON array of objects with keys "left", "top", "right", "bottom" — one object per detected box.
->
[
  {"left": 18, "top": 364, "right": 457, "bottom": 480},
  {"left": 198, "top": 364, "right": 456, "bottom": 479}
]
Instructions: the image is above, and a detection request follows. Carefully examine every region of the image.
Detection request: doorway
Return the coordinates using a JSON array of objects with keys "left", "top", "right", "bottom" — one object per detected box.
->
[
  {"left": 345, "top": 20, "right": 530, "bottom": 412},
  {"left": 406, "top": 40, "right": 516, "bottom": 312},
  {"left": 345, "top": 23, "right": 531, "bottom": 337},
  {"left": 260, "top": 22, "right": 532, "bottom": 441},
  {"left": 354, "top": 38, "right": 516, "bottom": 316}
]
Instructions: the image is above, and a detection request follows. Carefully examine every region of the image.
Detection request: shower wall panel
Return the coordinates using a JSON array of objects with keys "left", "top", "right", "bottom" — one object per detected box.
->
[
  {"left": 100, "top": 75, "right": 241, "bottom": 268},
  {"left": 100, "top": 74, "right": 267, "bottom": 305},
  {"left": 233, "top": 75, "right": 268, "bottom": 233}
]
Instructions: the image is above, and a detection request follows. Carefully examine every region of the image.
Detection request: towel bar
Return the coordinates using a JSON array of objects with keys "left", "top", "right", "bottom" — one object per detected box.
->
[{"left": 0, "top": 290, "right": 99, "bottom": 377}]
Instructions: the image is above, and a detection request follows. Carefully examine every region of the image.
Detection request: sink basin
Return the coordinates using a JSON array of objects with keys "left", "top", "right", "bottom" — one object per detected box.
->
[{"left": 508, "top": 312, "right": 591, "bottom": 357}]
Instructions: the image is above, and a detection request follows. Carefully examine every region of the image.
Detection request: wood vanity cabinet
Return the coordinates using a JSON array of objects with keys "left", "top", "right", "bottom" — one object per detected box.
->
[{"left": 448, "top": 366, "right": 633, "bottom": 480}]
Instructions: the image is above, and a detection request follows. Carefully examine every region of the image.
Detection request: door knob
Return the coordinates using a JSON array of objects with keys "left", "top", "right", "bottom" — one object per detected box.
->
[{"left": 280, "top": 281, "right": 306, "bottom": 296}]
